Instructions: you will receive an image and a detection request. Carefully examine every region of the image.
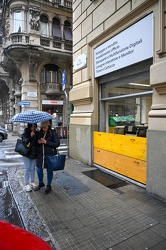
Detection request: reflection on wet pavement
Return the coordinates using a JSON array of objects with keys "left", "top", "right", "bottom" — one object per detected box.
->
[{"left": 0, "top": 170, "right": 23, "bottom": 228}]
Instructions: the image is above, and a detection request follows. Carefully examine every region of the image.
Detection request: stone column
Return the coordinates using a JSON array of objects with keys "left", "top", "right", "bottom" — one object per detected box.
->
[{"left": 146, "top": 0, "right": 166, "bottom": 200}]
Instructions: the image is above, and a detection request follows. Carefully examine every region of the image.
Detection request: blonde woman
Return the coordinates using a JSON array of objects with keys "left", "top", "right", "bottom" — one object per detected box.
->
[{"left": 34, "top": 120, "right": 60, "bottom": 194}]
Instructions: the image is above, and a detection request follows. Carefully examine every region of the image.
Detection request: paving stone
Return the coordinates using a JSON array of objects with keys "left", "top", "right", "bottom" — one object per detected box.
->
[{"left": 8, "top": 156, "right": 166, "bottom": 250}]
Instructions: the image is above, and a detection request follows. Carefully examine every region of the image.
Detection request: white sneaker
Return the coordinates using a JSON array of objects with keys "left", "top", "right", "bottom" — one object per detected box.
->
[
  {"left": 25, "top": 184, "right": 32, "bottom": 192},
  {"left": 30, "top": 182, "right": 37, "bottom": 188}
]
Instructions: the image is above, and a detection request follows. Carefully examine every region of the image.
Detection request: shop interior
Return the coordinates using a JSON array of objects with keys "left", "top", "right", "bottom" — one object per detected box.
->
[{"left": 99, "top": 60, "right": 153, "bottom": 137}]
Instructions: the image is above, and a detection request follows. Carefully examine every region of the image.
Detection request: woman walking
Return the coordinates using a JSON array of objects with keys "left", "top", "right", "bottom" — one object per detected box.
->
[
  {"left": 34, "top": 120, "right": 60, "bottom": 194},
  {"left": 22, "top": 123, "right": 38, "bottom": 192}
]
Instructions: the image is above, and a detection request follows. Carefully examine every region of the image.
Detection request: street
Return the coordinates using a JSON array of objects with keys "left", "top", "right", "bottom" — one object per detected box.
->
[{"left": 0, "top": 138, "right": 23, "bottom": 227}]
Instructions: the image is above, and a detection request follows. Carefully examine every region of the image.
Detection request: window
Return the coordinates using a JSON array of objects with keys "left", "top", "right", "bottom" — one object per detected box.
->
[
  {"left": 14, "top": 10, "right": 22, "bottom": 32},
  {"left": 64, "top": 21, "right": 72, "bottom": 41},
  {"left": 52, "top": 18, "right": 62, "bottom": 40},
  {"left": 40, "top": 15, "right": 49, "bottom": 37},
  {"left": 40, "top": 64, "right": 62, "bottom": 83},
  {"left": 99, "top": 60, "right": 153, "bottom": 133}
]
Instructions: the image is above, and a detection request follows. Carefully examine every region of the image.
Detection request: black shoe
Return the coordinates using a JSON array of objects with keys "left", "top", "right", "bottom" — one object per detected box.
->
[
  {"left": 44, "top": 185, "right": 51, "bottom": 195},
  {"left": 34, "top": 182, "right": 45, "bottom": 191}
]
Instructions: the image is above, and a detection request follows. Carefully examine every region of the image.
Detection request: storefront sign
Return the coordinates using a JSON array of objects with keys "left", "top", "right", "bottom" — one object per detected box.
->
[
  {"left": 42, "top": 100, "right": 63, "bottom": 105},
  {"left": 94, "top": 13, "right": 153, "bottom": 78},
  {"left": 74, "top": 53, "right": 86, "bottom": 71}
]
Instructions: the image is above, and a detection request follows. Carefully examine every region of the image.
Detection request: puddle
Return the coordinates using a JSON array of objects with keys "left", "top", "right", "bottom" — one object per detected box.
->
[
  {"left": 55, "top": 172, "right": 89, "bottom": 195},
  {"left": 83, "top": 169, "right": 128, "bottom": 190},
  {"left": 0, "top": 171, "right": 24, "bottom": 228}
]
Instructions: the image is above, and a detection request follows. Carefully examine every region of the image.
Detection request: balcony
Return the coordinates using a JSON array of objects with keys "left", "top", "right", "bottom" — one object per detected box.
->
[
  {"left": 9, "top": 33, "right": 72, "bottom": 52},
  {"left": 40, "top": 38, "right": 50, "bottom": 47},
  {"left": 10, "top": 34, "right": 29, "bottom": 44},
  {"left": 41, "top": 82, "right": 62, "bottom": 95},
  {"left": 44, "top": 0, "right": 72, "bottom": 9}
]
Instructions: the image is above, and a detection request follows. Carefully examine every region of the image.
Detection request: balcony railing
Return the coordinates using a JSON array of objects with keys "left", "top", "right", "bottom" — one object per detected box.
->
[
  {"left": 64, "top": 0, "right": 72, "bottom": 9},
  {"left": 41, "top": 82, "right": 62, "bottom": 95},
  {"left": 45, "top": 83, "right": 62, "bottom": 95},
  {"left": 40, "top": 38, "right": 50, "bottom": 47},
  {"left": 9, "top": 33, "right": 72, "bottom": 52},
  {"left": 53, "top": 41, "right": 61, "bottom": 49},
  {"left": 10, "top": 34, "right": 29, "bottom": 43},
  {"left": 64, "top": 42, "right": 72, "bottom": 51},
  {"left": 44, "top": 0, "right": 72, "bottom": 9}
]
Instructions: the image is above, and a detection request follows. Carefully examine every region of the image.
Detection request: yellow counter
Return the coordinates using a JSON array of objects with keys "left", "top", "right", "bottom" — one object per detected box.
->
[{"left": 93, "top": 132, "right": 146, "bottom": 184}]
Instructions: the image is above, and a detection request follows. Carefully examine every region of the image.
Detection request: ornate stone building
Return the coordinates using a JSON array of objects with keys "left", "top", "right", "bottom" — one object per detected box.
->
[
  {"left": 0, "top": 0, "right": 72, "bottom": 133},
  {"left": 0, "top": 1, "right": 10, "bottom": 126}
]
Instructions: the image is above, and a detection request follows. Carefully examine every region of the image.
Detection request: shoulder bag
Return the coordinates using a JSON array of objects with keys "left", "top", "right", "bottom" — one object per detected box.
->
[
  {"left": 45, "top": 152, "right": 66, "bottom": 171},
  {"left": 15, "top": 139, "right": 31, "bottom": 156}
]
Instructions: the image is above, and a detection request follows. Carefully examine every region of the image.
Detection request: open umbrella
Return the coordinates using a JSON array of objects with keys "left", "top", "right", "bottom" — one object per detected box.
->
[{"left": 9, "top": 110, "right": 53, "bottom": 124}]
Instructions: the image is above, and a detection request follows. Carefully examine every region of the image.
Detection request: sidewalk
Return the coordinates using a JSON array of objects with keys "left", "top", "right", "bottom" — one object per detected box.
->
[{"left": 7, "top": 133, "right": 166, "bottom": 250}]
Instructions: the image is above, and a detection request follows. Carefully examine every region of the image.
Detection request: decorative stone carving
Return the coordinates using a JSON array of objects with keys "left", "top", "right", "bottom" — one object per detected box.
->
[
  {"left": 29, "top": 9, "right": 40, "bottom": 31},
  {"left": 29, "top": 54, "right": 38, "bottom": 81},
  {"left": 5, "top": 9, "right": 10, "bottom": 36}
]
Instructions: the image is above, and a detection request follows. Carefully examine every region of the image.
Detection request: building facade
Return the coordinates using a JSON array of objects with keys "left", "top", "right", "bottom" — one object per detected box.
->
[
  {"left": 70, "top": 0, "right": 166, "bottom": 200},
  {"left": 0, "top": 0, "right": 72, "bottom": 133},
  {"left": 0, "top": 1, "right": 10, "bottom": 126}
]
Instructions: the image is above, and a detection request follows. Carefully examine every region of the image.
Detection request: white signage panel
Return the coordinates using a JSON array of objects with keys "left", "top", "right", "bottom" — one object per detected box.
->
[
  {"left": 42, "top": 100, "right": 63, "bottom": 105},
  {"left": 74, "top": 53, "right": 86, "bottom": 71},
  {"left": 94, "top": 13, "right": 153, "bottom": 78},
  {"left": 27, "top": 92, "right": 37, "bottom": 97}
]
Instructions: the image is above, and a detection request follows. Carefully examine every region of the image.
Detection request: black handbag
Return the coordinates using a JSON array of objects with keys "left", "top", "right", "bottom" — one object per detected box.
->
[
  {"left": 45, "top": 154, "right": 66, "bottom": 171},
  {"left": 15, "top": 139, "right": 31, "bottom": 156}
]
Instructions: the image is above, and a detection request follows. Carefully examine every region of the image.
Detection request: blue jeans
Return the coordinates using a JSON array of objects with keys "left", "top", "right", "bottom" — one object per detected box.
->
[
  {"left": 36, "top": 167, "right": 53, "bottom": 186},
  {"left": 23, "top": 156, "right": 37, "bottom": 185}
]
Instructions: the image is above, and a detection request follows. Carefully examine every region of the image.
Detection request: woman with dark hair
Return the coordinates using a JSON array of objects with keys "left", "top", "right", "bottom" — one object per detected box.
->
[
  {"left": 34, "top": 120, "right": 60, "bottom": 194},
  {"left": 22, "top": 123, "right": 38, "bottom": 192}
]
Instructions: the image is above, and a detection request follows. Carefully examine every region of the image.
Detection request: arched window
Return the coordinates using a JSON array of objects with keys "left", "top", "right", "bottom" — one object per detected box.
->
[
  {"left": 14, "top": 10, "right": 22, "bottom": 32},
  {"left": 64, "top": 21, "right": 72, "bottom": 41},
  {"left": 40, "top": 64, "right": 62, "bottom": 83},
  {"left": 52, "top": 17, "right": 62, "bottom": 40},
  {"left": 40, "top": 15, "right": 48, "bottom": 37}
]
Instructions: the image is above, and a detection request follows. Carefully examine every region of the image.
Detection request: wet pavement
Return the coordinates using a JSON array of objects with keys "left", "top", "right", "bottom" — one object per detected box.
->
[
  {"left": 1, "top": 132, "right": 166, "bottom": 249},
  {"left": 0, "top": 170, "right": 23, "bottom": 228}
]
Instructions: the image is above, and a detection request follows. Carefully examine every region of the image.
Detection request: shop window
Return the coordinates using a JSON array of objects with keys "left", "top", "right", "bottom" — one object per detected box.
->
[
  {"left": 14, "top": 10, "right": 22, "bottom": 32},
  {"left": 52, "top": 17, "right": 62, "bottom": 40},
  {"left": 40, "top": 15, "right": 49, "bottom": 37},
  {"left": 99, "top": 60, "right": 153, "bottom": 134},
  {"left": 64, "top": 21, "right": 72, "bottom": 41}
]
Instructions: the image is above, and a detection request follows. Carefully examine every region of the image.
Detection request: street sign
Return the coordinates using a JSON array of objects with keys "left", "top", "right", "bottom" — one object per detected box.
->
[
  {"left": 18, "top": 101, "right": 30, "bottom": 106},
  {"left": 62, "top": 70, "right": 66, "bottom": 90}
]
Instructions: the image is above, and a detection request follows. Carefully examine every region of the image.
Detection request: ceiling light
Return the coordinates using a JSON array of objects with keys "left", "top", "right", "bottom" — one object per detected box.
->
[{"left": 128, "top": 83, "right": 151, "bottom": 87}]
